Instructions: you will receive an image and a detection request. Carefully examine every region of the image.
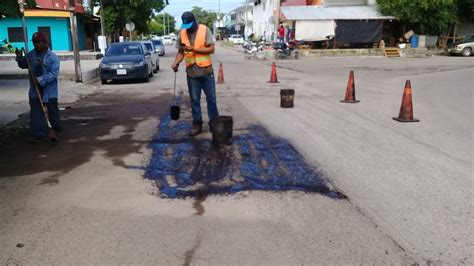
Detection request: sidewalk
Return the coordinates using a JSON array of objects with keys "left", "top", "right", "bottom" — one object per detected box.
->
[{"left": 0, "top": 51, "right": 101, "bottom": 82}]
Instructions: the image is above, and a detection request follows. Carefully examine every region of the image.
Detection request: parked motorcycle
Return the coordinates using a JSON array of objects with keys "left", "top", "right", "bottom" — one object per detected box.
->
[
  {"left": 244, "top": 41, "right": 266, "bottom": 61},
  {"left": 274, "top": 41, "right": 299, "bottom": 60}
]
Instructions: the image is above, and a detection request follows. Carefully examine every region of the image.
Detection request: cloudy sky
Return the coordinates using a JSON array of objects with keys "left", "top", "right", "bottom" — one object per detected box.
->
[{"left": 162, "top": 0, "right": 246, "bottom": 27}]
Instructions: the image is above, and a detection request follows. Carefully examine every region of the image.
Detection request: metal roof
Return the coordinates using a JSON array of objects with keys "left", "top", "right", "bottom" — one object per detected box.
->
[{"left": 281, "top": 5, "right": 395, "bottom": 20}]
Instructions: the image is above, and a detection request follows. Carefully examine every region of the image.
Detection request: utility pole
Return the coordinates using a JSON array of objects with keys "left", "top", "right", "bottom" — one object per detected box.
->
[
  {"left": 99, "top": 0, "right": 105, "bottom": 36},
  {"left": 167, "top": 13, "right": 169, "bottom": 35},
  {"left": 162, "top": 13, "right": 165, "bottom": 35},
  {"left": 69, "top": 0, "right": 82, "bottom": 82},
  {"left": 244, "top": 0, "right": 248, "bottom": 38},
  {"left": 97, "top": 0, "right": 107, "bottom": 55}
]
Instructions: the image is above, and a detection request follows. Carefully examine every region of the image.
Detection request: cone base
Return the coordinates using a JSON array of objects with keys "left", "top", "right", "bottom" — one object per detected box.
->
[
  {"left": 392, "top": 117, "right": 420, "bottom": 122},
  {"left": 340, "top": 100, "right": 360, "bottom": 103},
  {"left": 267, "top": 81, "right": 279, "bottom": 83}
]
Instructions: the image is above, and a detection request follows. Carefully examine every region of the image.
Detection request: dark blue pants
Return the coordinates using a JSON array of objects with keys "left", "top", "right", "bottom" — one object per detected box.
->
[
  {"left": 186, "top": 73, "right": 219, "bottom": 124},
  {"left": 29, "top": 97, "right": 61, "bottom": 139}
]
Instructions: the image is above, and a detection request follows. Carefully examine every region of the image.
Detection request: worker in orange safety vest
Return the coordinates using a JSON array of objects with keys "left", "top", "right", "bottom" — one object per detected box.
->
[{"left": 172, "top": 11, "right": 219, "bottom": 136}]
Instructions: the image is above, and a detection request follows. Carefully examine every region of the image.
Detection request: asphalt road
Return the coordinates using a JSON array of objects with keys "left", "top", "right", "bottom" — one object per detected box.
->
[{"left": 0, "top": 45, "right": 472, "bottom": 265}]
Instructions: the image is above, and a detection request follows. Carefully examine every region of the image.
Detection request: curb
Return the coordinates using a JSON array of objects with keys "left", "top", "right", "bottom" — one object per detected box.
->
[{"left": 0, "top": 67, "right": 99, "bottom": 82}]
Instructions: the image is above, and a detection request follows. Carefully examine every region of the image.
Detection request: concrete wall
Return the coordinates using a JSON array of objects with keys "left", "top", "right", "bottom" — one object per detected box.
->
[{"left": 0, "top": 17, "right": 71, "bottom": 51}]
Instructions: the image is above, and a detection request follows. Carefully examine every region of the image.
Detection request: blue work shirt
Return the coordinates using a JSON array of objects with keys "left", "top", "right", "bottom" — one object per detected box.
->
[{"left": 17, "top": 48, "right": 60, "bottom": 103}]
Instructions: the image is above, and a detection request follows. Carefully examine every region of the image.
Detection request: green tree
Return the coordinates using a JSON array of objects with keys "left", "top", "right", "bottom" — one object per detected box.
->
[
  {"left": 147, "top": 20, "right": 164, "bottom": 35},
  {"left": 93, "top": 0, "right": 167, "bottom": 35},
  {"left": 376, "top": 0, "right": 457, "bottom": 34},
  {"left": 190, "top": 6, "right": 218, "bottom": 31},
  {"left": 456, "top": 0, "right": 474, "bottom": 22},
  {"left": 0, "top": 0, "right": 36, "bottom": 18}
]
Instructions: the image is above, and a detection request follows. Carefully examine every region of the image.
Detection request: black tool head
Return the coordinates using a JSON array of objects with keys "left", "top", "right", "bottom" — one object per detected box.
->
[{"left": 170, "top": 105, "right": 180, "bottom": 120}]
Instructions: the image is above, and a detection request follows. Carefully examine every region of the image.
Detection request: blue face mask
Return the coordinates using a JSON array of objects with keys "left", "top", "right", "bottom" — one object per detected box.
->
[{"left": 186, "top": 20, "right": 198, "bottom": 33}]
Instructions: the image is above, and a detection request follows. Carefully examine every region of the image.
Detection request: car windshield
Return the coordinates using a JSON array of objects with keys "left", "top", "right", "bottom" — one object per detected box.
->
[
  {"left": 464, "top": 35, "right": 474, "bottom": 42},
  {"left": 106, "top": 43, "right": 143, "bottom": 56},
  {"left": 143, "top": 43, "right": 153, "bottom": 51},
  {"left": 152, "top": 40, "right": 162, "bottom": 46},
  {"left": 163, "top": 36, "right": 170, "bottom": 39}
]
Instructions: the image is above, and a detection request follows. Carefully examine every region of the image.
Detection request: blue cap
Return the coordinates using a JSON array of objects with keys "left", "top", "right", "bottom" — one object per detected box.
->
[{"left": 181, "top": 21, "right": 194, "bottom": 29}]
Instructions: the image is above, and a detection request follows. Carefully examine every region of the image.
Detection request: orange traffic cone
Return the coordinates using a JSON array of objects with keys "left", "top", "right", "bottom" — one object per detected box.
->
[
  {"left": 217, "top": 62, "right": 224, "bottom": 84},
  {"left": 268, "top": 62, "right": 279, "bottom": 83},
  {"left": 393, "top": 80, "right": 420, "bottom": 122},
  {"left": 340, "top": 70, "right": 360, "bottom": 103}
]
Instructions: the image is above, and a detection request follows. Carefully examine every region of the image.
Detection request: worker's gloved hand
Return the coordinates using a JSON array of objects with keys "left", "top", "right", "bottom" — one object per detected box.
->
[{"left": 171, "top": 63, "right": 179, "bottom": 72}]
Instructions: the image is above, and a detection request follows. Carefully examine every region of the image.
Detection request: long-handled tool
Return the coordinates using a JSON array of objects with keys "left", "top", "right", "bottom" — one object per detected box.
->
[
  {"left": 18, "top": 1, "right": 58, "bottom": 141},
  {"left": 170, "top": 71, "right": 180, "bottom": 120}
]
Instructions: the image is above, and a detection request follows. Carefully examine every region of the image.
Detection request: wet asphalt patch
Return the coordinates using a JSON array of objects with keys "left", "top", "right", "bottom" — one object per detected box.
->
[{"left": 145, "top": 116, "right": 345, "bottom": 199}]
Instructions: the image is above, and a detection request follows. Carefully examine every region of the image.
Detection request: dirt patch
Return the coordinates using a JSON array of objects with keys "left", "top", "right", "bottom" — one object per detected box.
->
[{"left": 0, "top": 91, "right": 171, "bottom": 183}]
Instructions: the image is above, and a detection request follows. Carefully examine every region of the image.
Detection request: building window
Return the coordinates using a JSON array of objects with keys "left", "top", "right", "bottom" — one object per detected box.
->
[{"left": 7, "top": 27, "right": 24, "bottom": 42}]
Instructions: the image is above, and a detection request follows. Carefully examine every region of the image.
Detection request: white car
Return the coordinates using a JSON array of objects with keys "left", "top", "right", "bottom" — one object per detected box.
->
[
  {"left": 162, "top": 35, "right": 173, "bottom": 45},
  {"left": 228, "top": 34, "right": 244, "bottom": 45}
]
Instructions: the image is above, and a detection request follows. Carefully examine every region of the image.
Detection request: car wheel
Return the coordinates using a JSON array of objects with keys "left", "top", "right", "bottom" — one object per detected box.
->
[
  {"left": 148, "top": 65, "right": 154, "bottom": 77},
  {"left": 156, "top": 63, "right": 160, "bottom": 71},
  {"left": 294, "top": 50, "right": 299, "bottom": 59},
  {"left": 101, "top": 79, "right": 107, "bottom": 85},
  {"left": 143, "top": 75, "right": 149, "bottom": 83},
  {"left": 461, "top": 47, "right": 472, "bottom": 56},
  {"left": 153, "top": 65, "right": 158, "bottom": 73}
]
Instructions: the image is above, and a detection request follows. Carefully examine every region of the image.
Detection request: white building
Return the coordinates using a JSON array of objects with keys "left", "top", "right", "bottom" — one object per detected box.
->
[{"left": 252, "top": 0, "right": 279, "bottom": 41}]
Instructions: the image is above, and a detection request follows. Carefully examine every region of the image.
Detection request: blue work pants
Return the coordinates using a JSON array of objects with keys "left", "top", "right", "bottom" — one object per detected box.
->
[
  {"left": 29, "top": 97, "right": 61, "bottom": 139},
  {"left": 186, "top": 73, "right": 219, "bottom": 124}
]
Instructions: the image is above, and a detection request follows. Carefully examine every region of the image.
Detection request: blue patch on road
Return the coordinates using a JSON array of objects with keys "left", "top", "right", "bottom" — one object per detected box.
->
[{"left": 145, "top": 116, "right": 344, "bottom": 199}]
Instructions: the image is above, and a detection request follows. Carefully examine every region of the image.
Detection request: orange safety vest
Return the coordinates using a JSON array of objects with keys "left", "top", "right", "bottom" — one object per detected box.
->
[{"left": 180, "top": 24, "right": 212, "bottom": 68}]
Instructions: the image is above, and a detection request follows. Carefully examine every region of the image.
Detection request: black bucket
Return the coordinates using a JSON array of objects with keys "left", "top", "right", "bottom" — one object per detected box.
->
[
  {"left": 170, "top": 105, "right": 180, "bottom": 120},
  {"left": 280, "top": 89, "right": 295, "bottom": 108},
  {"left": 210, "top": 116, "right": 233, "bottom": 145}
]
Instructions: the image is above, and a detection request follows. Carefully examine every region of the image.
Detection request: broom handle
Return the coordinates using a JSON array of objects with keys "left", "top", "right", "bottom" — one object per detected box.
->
[{"left": 173, "top": 71, "right": 177, "bottom": 103}]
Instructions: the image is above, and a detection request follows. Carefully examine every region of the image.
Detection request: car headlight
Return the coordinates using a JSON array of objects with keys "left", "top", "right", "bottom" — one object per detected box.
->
[
  {"left": 100, "top": 63, "right": 109, "bottom": 68},
  {"left": 133, "top": 61, "right": 145, "bottom": 67}
]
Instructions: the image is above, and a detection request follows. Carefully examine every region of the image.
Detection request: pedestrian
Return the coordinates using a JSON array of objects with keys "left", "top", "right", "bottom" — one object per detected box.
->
[
  {"left": 289, "top": 27, "right": 295, "bottom": 42},
  {"left": 15, "top": 32, "right": 61, "bottom": 143},
  {"left": 278, "top": 24, "right": 285, "bottom": 43},
  {"left": 171, "top": 11, "right": 219, "bottom": 136}
]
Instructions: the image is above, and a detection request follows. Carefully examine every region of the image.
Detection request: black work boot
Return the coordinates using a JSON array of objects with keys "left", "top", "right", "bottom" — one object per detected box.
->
[{"left": 189, "top": 122, "right": 203, "bottom": 137}]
